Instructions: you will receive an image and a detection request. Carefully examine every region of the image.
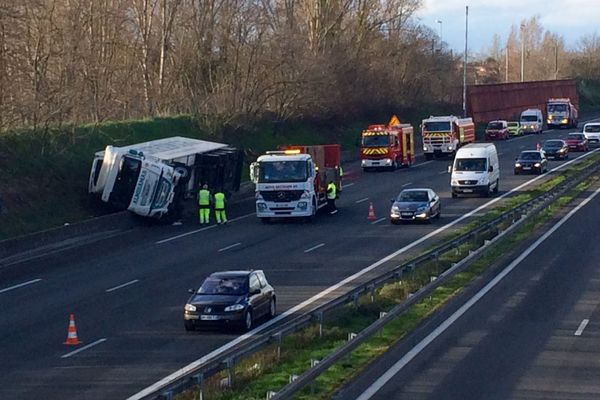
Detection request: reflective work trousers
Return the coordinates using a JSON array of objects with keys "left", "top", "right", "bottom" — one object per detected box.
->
[
  {"left": 215, "top": 208, "right": 227, "bottom": 224},
  {"left": 199, "top": 206, "right": 210, "bottom": 224}
]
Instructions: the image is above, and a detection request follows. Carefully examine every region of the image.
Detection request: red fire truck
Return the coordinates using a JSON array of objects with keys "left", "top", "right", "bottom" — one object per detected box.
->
[
  {"left": 360, "top": 116, "right": 416, "bottom": 171},
  {"left": 421, "top": 115, "right": 475, "bottom": 160}
]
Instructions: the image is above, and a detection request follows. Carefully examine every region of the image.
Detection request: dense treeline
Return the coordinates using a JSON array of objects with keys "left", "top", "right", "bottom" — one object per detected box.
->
[{"left": 0, "top": 0, "right": 463, "bottom": 134}]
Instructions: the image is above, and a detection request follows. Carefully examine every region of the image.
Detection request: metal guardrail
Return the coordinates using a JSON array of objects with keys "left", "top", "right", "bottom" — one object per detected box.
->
[{"left": 144, "top": 156, "right": 599, "bottom": 400}]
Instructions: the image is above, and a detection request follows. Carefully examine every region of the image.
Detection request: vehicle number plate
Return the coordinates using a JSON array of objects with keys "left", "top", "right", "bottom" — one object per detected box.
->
[
  {"left": 372, "top": 162, "right": 380, "bottom": 165},
  {"left": 462, "top": 189, "right": 473, "bottom": 193},
  {"left": 187, "top": 314, "right": 199, "bottom": 320},
  {"left": 401, "top": 212, "right": 413, "bottom": 217},
  {"left": 523, "top": 167, "right": 531, "bottom": 170},
  {"left": 200, "top": 315, "right": 220, "bottom": 321}
]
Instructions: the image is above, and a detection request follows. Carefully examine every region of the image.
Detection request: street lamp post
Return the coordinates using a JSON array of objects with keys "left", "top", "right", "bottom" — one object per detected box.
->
[
  {"left": 462, "top": 6, "right": 468, "bottom": 117},
  {"left": 436, "top": 19, "right": 443, "bottom": 50},
  {"left": 520, "top": 23, "right": 525, "bottom": 82}
]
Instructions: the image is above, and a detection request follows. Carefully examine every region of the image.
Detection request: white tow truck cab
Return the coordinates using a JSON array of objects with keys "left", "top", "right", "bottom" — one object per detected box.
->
[
  {"left": 450, "top": 143, "right": 500, "bottom": 198},
  {"left": 89, "top": 137, "right": 243, "bottom": 219},
  {"left": 250, "top": 145, "right": 341, "bottom": 222}
]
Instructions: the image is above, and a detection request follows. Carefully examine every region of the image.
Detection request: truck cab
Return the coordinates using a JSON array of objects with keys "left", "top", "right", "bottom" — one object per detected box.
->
[
  {"left": 546, "top": 98, "right": 578, "bottom": 129},
  {"left": 250, "top": 145, "right": 340, "bottom": 222}
]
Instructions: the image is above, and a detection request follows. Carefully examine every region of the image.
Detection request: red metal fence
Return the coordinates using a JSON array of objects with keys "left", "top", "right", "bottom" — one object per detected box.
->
[{"left": 467, "top": 79, "right": 578, "bottom": 123}]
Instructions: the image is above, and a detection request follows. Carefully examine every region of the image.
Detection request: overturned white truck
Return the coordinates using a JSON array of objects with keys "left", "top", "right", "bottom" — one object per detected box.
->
[{"left": 89, "top": 136, "right": 243, "bottom": 219}]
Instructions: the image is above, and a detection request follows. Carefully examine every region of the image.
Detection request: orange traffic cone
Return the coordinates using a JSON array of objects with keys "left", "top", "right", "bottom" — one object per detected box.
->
[
  {"left": 367, "top": 202, "right": 377, "bottom": 221},
  {"left": 64, "top": 314, "right": 81, "bottom": 345}
]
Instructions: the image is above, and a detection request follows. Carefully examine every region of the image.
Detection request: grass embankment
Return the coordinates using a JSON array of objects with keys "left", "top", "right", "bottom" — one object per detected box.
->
[{"left": 175, "top": 160, "right": 598, "bottom": 400}]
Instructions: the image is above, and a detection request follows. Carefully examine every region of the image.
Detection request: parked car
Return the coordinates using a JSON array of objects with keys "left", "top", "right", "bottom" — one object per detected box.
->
[
  {"left": 184, "top": 270, "right": 276, "bottom": 331},
  {"left": 390, "top": 188, "right": 440, "bottom": 223},
  {"left": 565, "top": 133, "right": 589, "bottom": 152},
  {"left": 583, "top": 122, "right": 600, "bottom": 147},
  {"left": 507, "top": 121, "right": 523, "bottom": 137},
  {"left": 542, "top": 139, "right": 569, "bottom": 160},
  {"left": 514, "top": 150, "right": 548, "bottom": 175},
  {"left": 485, "top": 120, "right": 509, "bottom": 140}
]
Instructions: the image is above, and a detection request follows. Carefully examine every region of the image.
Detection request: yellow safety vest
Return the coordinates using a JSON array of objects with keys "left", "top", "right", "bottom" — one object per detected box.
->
[
  {"left": 214, "top": 192, "right": 225, "bottom": 210},
  {"left": 327, "top": 183, "right": 336, "bottom": 200},
  {"left": 198, "top": 189, "right": 210, "bottom": 206}
]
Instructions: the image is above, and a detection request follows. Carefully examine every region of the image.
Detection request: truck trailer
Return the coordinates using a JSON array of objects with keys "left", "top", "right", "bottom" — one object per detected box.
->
[
  {"left": 360, "top": 115, "right": 415, "bottom": 171},
  {"left": 250, "top": 145, "right": 341, "bottom": 222},
  {"left": 89, "top": 136, "right": 243, "bottom": 219}
]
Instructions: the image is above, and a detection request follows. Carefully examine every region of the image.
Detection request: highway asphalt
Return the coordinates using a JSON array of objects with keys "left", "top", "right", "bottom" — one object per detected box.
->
[
  {"left": 336, "top": 180, "right": 600, "bottom": 400},
  {"left": 0, "top": 125, "right": 595, "bottom": 399}
]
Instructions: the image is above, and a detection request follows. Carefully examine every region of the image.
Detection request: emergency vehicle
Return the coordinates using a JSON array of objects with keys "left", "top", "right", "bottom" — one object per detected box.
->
[
  {"left": 360, "top": 115, "right": 415, "bottom": 171},
  {"left": 250, "top": 144, "right": 341, "bottom": 222},
  {"left": 422, "top": 116, "right": 475, "bottom": 160}
]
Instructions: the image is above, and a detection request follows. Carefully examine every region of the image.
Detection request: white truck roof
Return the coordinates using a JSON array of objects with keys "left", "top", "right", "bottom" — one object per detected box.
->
[
  {"left": 257, "top": 154, "right": 311, "bottom": 162},
  {"left": 96, "top": 136, "right": 229, "bottom": 160}
]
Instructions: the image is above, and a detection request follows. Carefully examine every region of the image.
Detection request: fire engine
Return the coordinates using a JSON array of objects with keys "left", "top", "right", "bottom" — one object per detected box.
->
[
  {"left": 360, "top": 115, "right": 415, "bottom": 171},
  {"left": 421, "top": 115, "right": 475, "bottom": 160}
]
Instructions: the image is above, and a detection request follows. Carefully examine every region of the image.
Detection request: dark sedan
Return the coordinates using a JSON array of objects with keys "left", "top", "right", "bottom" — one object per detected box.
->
[
  {"left": 514, "top": 150, "right": 547, "bottom": 175},
  {"left": 564, "top": 133, "right": 588, "bottom": 152},
  {"left": 184, "top": 270, "right": 276, "bottom": 331},
  {"left": 542, "top": 139, "right": 569, "bottom": 160},
  {"left": 390, "top": 188, "right": 441, "bottom": 223}
]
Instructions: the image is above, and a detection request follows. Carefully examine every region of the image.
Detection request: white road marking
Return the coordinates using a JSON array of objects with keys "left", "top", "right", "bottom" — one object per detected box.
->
[
  {"left": 519, "top": 145, "right": 525, "bottom": 149},
  {"left": 156, "top": 212, "right": 255, "bottom": 244},
  {"left": 412, "top": 160, "right": 434, "bottom": 168},
  {"left": 401, "top": 182, "right": 413, "bottom": 187},
  {"left": 355, "top": 197, "right": 370, "bottom": 204},
  {"left": 575, "top": 319, "right": 590, "bottom": 336},
  {"left": 218, "top": 242, "right": 242, "bottom": 252},
  {"left": 344, "top": 183, "right": 355, "bottom": 188},
  {"left": 0, "top": 279, "right": 42, "bottom": 294},
  {"left": 304, "top": 243, "right": 325, "bottom": 253},
  {"left": 61, "top": 338, "right": 107, "bottom": 359},
  {"left": 106, "top": 279, "right": 139, "bottom": 293},
  {"left": 355, "top": 185, "right": 600, "bottom": 400},
  {"left": 371, "top": 217, "right": 386, "bottom": 225},
  {"left": 128, "top": 149, "right": 598, "bottom": 400},
  {"left": 439, "top": 170, "right": 448, "bottom": 175}
]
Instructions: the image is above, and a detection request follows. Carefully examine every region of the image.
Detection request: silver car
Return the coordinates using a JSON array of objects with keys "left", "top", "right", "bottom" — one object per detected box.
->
[{"left": 390, "top": 188, "right": 441, "bottom": 224}]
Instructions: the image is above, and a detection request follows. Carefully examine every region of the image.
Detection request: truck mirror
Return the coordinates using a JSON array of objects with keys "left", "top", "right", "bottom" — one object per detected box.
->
[
  {"left": 488, "top": 165, "right": 494, "bottom": 172},
  {"left": 249, "top": 162, "right": 259, "bottom": 184}
]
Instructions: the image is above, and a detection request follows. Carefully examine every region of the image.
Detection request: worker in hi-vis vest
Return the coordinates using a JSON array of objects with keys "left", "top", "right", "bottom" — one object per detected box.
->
[
  {"left": 214, "top": 190, "right": 227, "bottom": 224},
  {"left": 198, "top": 184, "right": 211, "bottom": 224},
  {"left": 326, "top": 180, "right": 337, "bottom": 214}
]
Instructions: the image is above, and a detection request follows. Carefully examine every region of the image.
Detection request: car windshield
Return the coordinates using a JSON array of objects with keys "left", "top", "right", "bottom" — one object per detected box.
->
[
  {"left": 259, "top": 160, "right": 308, "bottom": 183},
  {"left": 487, "top": 122, "right": 503, "bottom": 129},
  {"left": 548, "top": 104, "right": 567, "bottom": 112},
  {"left": 584, "top": 125, "right": 600, "bottom": 133},
  {"left": 424, "top": 121, "right": 451, "bottom": 131},
  {"left": 520, "top": 152, "right": 541, "bottom": 160},
  {"left": 398, "top": 191, "right": 429, "bottom": 202},
  {"left": 568, "top": 134, "right": 585, "bottom": 140},
  {"left": 521, "top": 115, "right": 538, "bottom": 122},
  {"left": 362, "top": 134, "right": 390, "bottom": 147},
  {"left": 543, "top": 141, "right": 563, "bottom": 148},
  {"left": 508, "top": 122, "right": 518, "bottom": 127},
  {"left": 198, "top": 276, "right": 247, "bottom": 295},
  {"left": 454, "top": 158, "right": 487, "bottom": 172}
]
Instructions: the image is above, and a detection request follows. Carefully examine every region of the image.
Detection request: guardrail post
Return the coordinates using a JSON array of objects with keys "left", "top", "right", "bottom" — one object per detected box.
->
[
  {"left": 352, "top": 293, "right": 359, "bottom": 308},
  {"left": 275, "top": 332, "right": 282, "bottom": 361},
  {"left": 192, "top": 373, "right": 204, "bottom": 400},
  {"left": 310, "top": 359, "right": 320, "bottom": 394},
  {"left": 316, "top": 311, "right": 323, "bottom": 339},
  {"left": 224, "top": 358, "right": 234, "bottom": 388},
  {"left": 160, "top": 390, "right": 172, "bottom": 400},
  {"left": 368, "top": 285, "right": 375, "bottom": 303}
]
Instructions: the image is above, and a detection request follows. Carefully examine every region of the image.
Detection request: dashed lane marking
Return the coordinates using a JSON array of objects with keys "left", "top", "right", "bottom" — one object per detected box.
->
[
  {"left": 218, "top": 242, "right": 242, "bottom": 252},
  {"left": 0, "top": 279, "right": 42, "bottom": 294},
  {"left": 575, "top": 319, "right": 590, "bottom": 336},
  {"left": 355, "top": 197, "right": 370, "bottom": 204},
  {"left": 304, "top": 243, "right": 325, "bottom": 253},
  {"left": 106, "top": 279, "right": 139, "bottom": 293},
  {"left": 61, "top": 338, "right": 107, "bottom": 359}
]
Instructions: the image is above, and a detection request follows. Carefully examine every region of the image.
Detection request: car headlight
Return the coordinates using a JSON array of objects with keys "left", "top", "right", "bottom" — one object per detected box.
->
[
  {"left": 257, "top": 203, "right": 267, "bottom": 211},
  {"left": 224, "top": 304, "right": 245, "bottom": 312},
  {"left": 451, "top": 180, "right": 458, "bottom": 185},
  {"left": 534, "top": 162, "right": 541, "bottom": 167},
  {"left": 448, "top": 146, "right": 453, "bottom": 150},
  {"left": 515, "top": 162, "right": 521, "bottom": 167},
  {"left": 185, "top": 304, "right": 197, "bottom": 312},
  {"left": 423, "top": 146, "right": 428, "bottom": 151},
  {"left": 561, "top": 118, "right": 568, "bottom": 123},
  {"left": 391, "top": 206, "right": 400, "bottom": 212},
  {"left": 297, "top": 201, "right": 307, "bottom": 209}
]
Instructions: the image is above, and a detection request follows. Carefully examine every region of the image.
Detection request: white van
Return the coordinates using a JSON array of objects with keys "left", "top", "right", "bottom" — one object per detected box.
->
[
  {"left": 520, "top": 109, "right": 543, "bottom": 134},
  {"left": 451, "top": 143, "right": 500, "bottom": 198}
]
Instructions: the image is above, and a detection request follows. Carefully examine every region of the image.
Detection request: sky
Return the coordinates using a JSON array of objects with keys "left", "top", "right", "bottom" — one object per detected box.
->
[{"left": 416, "top": 0, "right": 600, "bottom": 54}]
